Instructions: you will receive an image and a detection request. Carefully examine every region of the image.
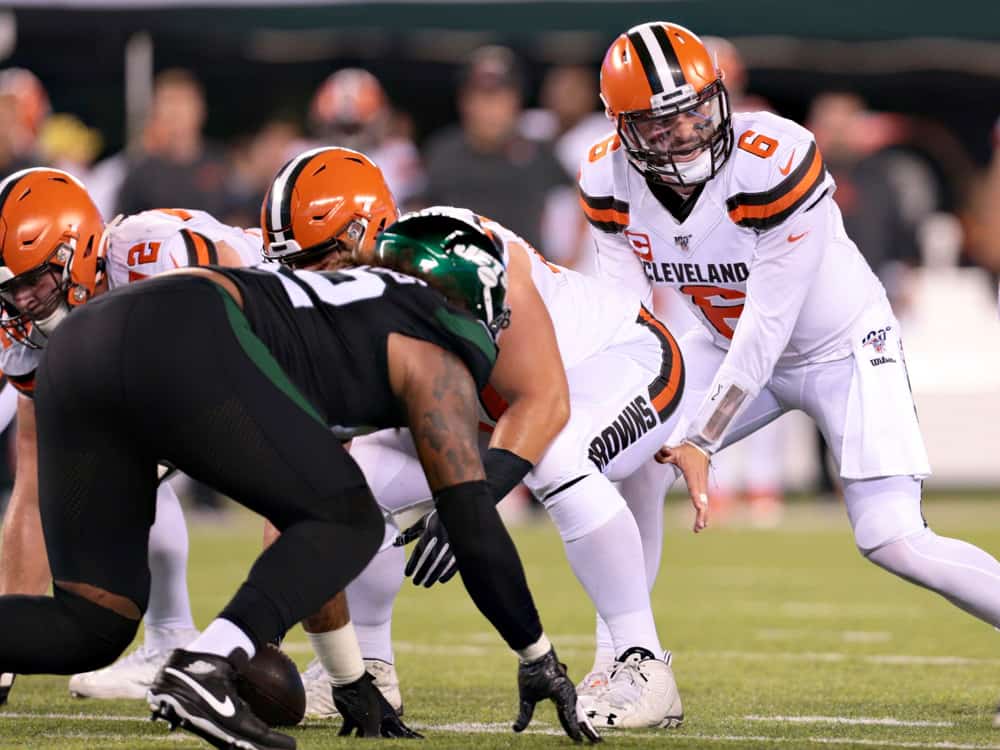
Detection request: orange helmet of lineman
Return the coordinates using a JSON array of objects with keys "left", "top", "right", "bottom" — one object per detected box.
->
[
  {"left": 260, "top": 147, "right": 399, "bottom": 268},
  {"left": 600, "top": 22, "right": 733, "bottom": 187},
  {"left": 0, "top": 168, "right": 105, "bottom": 346}
]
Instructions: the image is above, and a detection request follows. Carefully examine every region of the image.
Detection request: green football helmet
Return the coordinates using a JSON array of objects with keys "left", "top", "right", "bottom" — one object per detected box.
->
[{"left": 374, "top": 207, "right": 511, "bottom": 339}]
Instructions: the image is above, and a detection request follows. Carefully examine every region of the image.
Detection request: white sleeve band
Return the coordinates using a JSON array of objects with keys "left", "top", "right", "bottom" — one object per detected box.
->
[
  {"left": 307, "top": 622, "right": 366, "bottom": 687},
  {"left": 515, "top": 633, "right": 552, "bottom": 664}
]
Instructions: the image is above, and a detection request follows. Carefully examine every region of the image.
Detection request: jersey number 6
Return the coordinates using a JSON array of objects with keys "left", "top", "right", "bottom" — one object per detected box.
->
[{"left": 737, "top": 130, "right": 779, "bottom": 159}]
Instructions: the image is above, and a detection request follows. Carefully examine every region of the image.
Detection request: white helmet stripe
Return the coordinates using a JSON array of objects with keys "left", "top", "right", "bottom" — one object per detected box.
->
[{"left": 636, "top": 24, "right": 681, "bottom": 95}]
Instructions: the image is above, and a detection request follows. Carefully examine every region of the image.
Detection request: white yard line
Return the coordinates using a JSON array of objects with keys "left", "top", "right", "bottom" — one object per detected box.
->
[
  {"left": 1, "top": 712, "right": 148, "bottom": 721},
  {"left": 745, "top": 715, "right": 954, "bottom": 727},
  {"left": 7, "top": 714, "right": 999, "bottom": 749}
]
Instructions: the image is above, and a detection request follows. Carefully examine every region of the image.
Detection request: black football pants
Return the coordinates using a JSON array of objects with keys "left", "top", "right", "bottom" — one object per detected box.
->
[{"left": 0, "top": 276, "right": 383, "bottom": 674}]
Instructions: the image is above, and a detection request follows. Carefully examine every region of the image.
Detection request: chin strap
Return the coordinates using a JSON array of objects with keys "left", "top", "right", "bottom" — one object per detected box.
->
[{"left": 34, "top": 301, "right": 68, "bottom": 336}]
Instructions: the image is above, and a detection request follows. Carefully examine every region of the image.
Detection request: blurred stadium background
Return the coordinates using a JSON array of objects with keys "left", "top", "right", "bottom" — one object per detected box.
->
[{"left": 0, "top": 0, "right": 998, "bottom": 514}]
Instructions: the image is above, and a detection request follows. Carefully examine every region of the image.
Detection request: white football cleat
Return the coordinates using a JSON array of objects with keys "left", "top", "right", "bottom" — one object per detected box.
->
[
  {"left": 576, "top": 663, "right": 613, "bottom": 702},
  {"left": 584, "top": 647, "right": 683, "bottom": 729},
  {"left": 69, "top": 644, "right": 173, "bottom": 700},
  {"left": 302, "top": 657, "right": 403, "bottom": 719}
]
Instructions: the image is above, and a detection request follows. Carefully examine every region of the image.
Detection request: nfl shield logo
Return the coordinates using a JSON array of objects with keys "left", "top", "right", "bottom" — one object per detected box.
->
[{"left": 674, "top": 234, "right": 692, "bottom": 252}]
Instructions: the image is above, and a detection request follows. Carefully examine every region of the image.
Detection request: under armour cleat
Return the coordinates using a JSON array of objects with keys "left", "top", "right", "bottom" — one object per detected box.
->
[{"left": 584, "top": 647, "right": 683, "bottom": 729}]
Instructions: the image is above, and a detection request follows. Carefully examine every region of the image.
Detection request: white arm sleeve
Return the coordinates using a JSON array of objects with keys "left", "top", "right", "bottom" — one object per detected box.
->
[
  {"left": 589, "top": 227, "right": 653, "bottom": 307},
  {"left": 685, "top": 199, "right": 831, "bottom": 452}
]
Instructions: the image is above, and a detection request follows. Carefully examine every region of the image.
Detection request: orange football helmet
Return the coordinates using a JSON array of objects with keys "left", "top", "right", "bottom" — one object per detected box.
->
[
  {"left": 0, "top": 68, "right": 51, "bottom": 153},
  {"left": 261, "top": 147, "right": 399, "bottom": 268},
  {"left": 600, "top": 22, "right": 733, "bottom": 187},
  {"left": 309, "top": 68, "right": 389, "bottom": 149},
  {"left": 0, "top": 168, "right": 105, "bottom": 345}
]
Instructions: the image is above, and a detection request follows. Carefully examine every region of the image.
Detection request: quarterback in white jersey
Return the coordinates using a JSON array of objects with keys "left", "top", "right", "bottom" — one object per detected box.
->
[
  {"left": 290, "top": 204, "right": 687, "bottom": 728},
  {"left": 579, "top": 21, "right": 1000, "bottom": 724},
  {"left": 0, "top": 173, "right": 260, "bottom": 704}
]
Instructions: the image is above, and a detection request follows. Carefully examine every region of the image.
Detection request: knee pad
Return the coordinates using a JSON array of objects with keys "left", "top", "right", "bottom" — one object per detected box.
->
[
  {"left": 845, "top": 476, "right": 925, "bottom": 554},
  {"left": 544, "top": 473, "right": 627, "bottom": 543}
]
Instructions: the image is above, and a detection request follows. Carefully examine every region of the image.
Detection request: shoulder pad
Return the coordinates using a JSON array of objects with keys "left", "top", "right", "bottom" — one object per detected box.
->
[
  {"left": 725, "top": 112, "right": 833, "bottom": 231},
  {"left": 577, "top": 132, "right": 630, "bottom": 234}
]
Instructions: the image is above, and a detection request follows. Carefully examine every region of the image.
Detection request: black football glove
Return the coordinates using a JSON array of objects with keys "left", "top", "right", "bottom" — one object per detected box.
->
[
  {"left": 404, "top": 511, "right": 459, "bottom": 588},
  {"left": 513, "top": 648, "right": 601, "bottom": 743},
  {"left": 332, "top": 671, "right": 423, "bottom": 739}
]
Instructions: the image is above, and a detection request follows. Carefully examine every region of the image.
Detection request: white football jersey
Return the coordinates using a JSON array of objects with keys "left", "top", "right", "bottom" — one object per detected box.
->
[
  {"left": 105, "top": 208, "right": 262, "bottom": 289},
  {"left": 578, "top": 111, "right": 889, "bottom": 450},
  {"left": 0, "top": 208, "right": 262, "bottom": 393},
  {"left": 482, "top": 216, "right": 641, "bottom": 371}
]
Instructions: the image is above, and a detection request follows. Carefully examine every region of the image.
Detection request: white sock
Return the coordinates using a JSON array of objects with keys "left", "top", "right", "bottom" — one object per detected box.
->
[
  {"left": 346, "top": 543, "right": 405, "bottom": 664},
  {"left": 308, "top": 623, "right": 365, "bottom": 686},
  {"left": 145, "top": 483, "right": 196, "bottom": 635},
  {"left": 187, "top": 618, "right": 256, "bottom": 660},
  {"left": 619, "top": 461, "right": 677, "bottom": 589},
  {"left": 144, "top": 624, "right": 198, "bottom": 653},
  {"left": 593, "top": 614, "right": 615, "bottom": 672},
  {"left": 564, "top": 507, "right": 662, "bottom": 658}
]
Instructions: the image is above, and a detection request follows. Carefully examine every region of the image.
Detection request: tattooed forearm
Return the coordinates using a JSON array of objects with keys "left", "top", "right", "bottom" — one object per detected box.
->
[{"left": 409, "top": 348, "right": 484, "bottom": 491}]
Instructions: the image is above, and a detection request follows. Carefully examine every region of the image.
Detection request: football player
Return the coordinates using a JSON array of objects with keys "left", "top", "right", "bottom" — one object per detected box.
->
[
  {"left": 254, "top": 149, "right": 599, "bottom": 739},
  {"left": 579, "top": 21, "right": 1000, "bottom": 723},
  {"left": 0, "top": 170, "right": 260, "bottom": 704},
  {"left": 0, "top": 158, "right": 599, "bottom": 747},
  {"left": 272, "top": 155, "right": 690, "bottom": 727}
]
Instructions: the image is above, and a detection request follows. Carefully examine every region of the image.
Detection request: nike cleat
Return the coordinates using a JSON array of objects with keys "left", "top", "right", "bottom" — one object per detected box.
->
[{"left": 148, "top": 649, "right": 295, "bottom": 750}]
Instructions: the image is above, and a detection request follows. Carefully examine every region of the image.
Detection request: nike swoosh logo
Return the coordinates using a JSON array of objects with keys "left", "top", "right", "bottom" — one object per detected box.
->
[
  {"left": 779, "top": 150, "right": 796, "bottom": 176},
  {"left": 164, "top": 667, "right": 235, "bottom": 717},
  {"left": 787, "top": 232, "right": 809, "bottom": 243}
]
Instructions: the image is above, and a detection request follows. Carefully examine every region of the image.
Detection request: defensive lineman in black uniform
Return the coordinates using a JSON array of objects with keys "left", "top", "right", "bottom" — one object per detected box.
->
[{"left": 0, "top": 215, "right": 598, "bottom": 748}]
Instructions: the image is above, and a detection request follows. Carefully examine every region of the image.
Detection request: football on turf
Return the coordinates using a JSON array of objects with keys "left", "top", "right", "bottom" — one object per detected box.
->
[{"left": 236, "top": 644, "right": 306, "bottom": 727}]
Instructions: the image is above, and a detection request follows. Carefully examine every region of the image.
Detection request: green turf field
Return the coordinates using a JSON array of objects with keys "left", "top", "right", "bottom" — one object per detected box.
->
[{"left": 4, "top": 495, "right": 1000, "bottom": 749}]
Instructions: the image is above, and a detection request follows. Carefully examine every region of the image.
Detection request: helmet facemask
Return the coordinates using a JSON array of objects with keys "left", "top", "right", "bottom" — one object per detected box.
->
[
  {"left": 265, "top": 216, "right": 371, "bottom": 270},
  {"left": 0, "top": 241, "right": 75, "bottom": 348},
  {"left": 615, "top": 80, "right": 733, "bottom": 188}
]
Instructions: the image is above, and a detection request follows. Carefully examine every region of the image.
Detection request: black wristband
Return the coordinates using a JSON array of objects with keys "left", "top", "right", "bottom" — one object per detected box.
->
[
  {"left": 433, "top": 479, "right": 543, "bottom": 650},
  {"left": 483, "top": 447, "right": 532, "bottom": 503}
]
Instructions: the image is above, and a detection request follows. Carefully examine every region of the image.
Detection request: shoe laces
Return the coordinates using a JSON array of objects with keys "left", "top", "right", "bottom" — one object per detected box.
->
[{"left": 603, "top": 657, "right": 647, "bottom": 709}]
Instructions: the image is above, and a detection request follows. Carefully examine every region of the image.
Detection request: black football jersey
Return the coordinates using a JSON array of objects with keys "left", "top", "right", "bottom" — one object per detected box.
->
[{"left": 215, "top": 264, "right": 497, "bottom": 437}]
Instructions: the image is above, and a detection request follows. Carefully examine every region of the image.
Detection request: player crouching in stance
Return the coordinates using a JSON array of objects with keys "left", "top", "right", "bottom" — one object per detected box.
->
[
  {"left": 0, "top": 146, "right": 598, "bottom": 749},
  {"left": 335, "top": 207, "right": 688, "bottom": 731},
  {"left": 0, "top": 169, "right": 259, "bottom": 704},
  {"left": 582, "top": 21, "right": 1000, "bottom": 725},
  {"left": 253, "top": 148, "right": 596, "bottom": 742}
]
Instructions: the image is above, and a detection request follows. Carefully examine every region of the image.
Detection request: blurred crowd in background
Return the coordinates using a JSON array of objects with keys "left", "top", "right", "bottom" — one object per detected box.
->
[{"left": 1, "top": 31, "right": 998, "bottom": 525}]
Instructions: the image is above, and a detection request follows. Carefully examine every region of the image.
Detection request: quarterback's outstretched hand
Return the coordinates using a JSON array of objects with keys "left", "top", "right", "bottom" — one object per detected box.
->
[
  {"left": 656, "top": 441, "right": 710, "bottom": 533},
  {"left": 333, "top": 671, "right": 423, "bottom": 739},
  {"left": 404, "top": 511, "right": 459, "bottom": 587},
  {"left": 513, "top": 649, "right": 601, "bottom": 743}
]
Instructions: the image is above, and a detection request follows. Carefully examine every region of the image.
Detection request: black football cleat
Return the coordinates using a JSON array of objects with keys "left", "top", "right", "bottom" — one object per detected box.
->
[
  {"left": 333, "top": 671, "right": 423, "bottom": 738},
  {"left": 148, "top": 649, "right": 295, "bottom": 750},
  {"left": 0, "top": 673, "right": 15, "bottom": 706}
]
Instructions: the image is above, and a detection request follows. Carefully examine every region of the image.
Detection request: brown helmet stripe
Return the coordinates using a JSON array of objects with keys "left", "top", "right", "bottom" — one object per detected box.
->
[
  {"left": 265, "top": 147, "right": 327, "bottom": 243},
  {"left": 626, "top": 30, "right": 664, "bottom": 94},
  {"left": 648, "top": 24, "right": 686, "bottom": 88}
]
